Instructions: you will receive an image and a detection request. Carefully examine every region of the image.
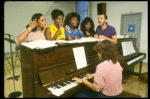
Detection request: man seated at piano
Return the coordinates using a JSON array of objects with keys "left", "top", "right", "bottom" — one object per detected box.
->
[
  {"left": 15, "top": 13, "right": 47, "bottom": 44},
  {"left": 94, "top": 14, "right": 117, "bottom": 44},
  {"left": 44, "top": 9, "right": 66, "bottom": 40},
  {"left": 72, "top": 40, "right": 123, "bottom": 98},
  {"left": 63, "top": 12, "right": 84, "bottom": 40}
]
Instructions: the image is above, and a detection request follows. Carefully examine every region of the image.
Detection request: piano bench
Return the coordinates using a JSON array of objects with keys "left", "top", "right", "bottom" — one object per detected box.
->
[{"left": 139, "top": 72, "right": 148, "bottom": 84}]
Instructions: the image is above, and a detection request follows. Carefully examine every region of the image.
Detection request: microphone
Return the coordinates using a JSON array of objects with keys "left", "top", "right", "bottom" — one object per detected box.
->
[
  {"left": 4, "top": 33, "right": 15, "bottom": 39},
  {"left": 4, "top": 33, "right": 11, "bottom": 36}
]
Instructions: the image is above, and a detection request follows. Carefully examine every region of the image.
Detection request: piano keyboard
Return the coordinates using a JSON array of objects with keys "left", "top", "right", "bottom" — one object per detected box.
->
[
  {"left": 48, "top": 73, "right": 95, "bottom": 96},
  {"left": 127, "top": 55, "right": 144, "bottom": 65}
]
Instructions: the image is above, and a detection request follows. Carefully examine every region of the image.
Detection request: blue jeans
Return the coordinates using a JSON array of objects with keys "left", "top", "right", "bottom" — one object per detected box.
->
[{"left": 77, "top": 92, "right": 120, "bottom": 98}]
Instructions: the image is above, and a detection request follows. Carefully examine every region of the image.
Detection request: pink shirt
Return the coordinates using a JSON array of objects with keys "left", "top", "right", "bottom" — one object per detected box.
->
[
  {"left": 15, "top": 29, "right": 46, "bottom": 44},
  {"left": 93, "top": 60, "right": 123, "bottom": 96}
]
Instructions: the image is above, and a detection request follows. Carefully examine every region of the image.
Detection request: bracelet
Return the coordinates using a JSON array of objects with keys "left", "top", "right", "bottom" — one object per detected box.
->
[{"left": 28, "top": 27, "right": 32, "bottom": 31}]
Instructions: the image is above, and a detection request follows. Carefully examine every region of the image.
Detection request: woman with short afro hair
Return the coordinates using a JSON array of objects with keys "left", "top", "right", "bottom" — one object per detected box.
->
[
  {"left": 44, "top": 9, "right": 66, "bottom": 40},
  {"left": 63, "top": 12, "right": 84, "bottom": 40}
]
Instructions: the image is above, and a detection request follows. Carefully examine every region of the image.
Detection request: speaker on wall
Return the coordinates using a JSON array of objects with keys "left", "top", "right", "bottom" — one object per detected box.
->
[{"left": 97, "top": 3, "right": 106, "bottom": 15}]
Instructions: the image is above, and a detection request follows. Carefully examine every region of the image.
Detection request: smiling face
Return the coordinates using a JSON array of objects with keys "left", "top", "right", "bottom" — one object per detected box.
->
[
  {"left": 98, "top": 15, "right": 107, "bottom": 26},
  {"left": 69, "top": 16, "right": 78, "bottom": 28},
  {"left": 37, "top": 15, "right": 46, "bottom": 28},
  {"left": 53, "top": 15, "right": 64, "bottom": 26},
  {"left": 85, "top": 22, "right": 91, "bottom": 31}
]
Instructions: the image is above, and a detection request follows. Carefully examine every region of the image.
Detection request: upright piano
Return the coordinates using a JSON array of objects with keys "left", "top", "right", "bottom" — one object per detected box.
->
[
  {"left": 19, "top": 41, "right": 100, "bottom": 98},
  {"left": 117, "top": 38, "right": 146, "bottom": 79},
  {"left": 19, "top": 37, "right": 146, "bottom": 98}
]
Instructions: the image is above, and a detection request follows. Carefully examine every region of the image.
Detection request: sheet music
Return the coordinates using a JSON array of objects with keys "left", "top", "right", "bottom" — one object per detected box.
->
[
  {"left": 117, "top": 35, "right": 124, "bottom": 38},
  {"left": 121, "top": 41, "right": 136, "bottom": 56},
  {"left": 20, "top": 38, "right": 104, "bottom": 49},
  {"left": 20, "top": 39, "right": 57, "bottom": 49},
  {"left": 56, "top": 37, "right": 104, "bottom": 44},
  {"left": 73, "top": 46, "right": 87, "bottom": 69}
]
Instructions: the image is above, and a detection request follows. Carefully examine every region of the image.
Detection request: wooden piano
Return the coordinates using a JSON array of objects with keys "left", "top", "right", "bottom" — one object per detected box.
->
[
  {"left": 19, "top": 41, "right": 100, "bottom": 98},
  {"left": 117, "top": 38, "right": 146, "bottom": 80},
  {"left": 19, "top": 37, "right": 146, "bottom": 98}
]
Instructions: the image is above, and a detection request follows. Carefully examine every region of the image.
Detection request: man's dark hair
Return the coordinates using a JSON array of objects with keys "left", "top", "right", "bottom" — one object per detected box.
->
[
  {"left": 99, "top": 13, "right": 108, "bottom": 20},
  {"left": 93, "top": 40, "right": 118, "bottom": 64},
  {"left": 63, "top": 12, "right": 80, "bottom": 29},
  {"left": 99, "top": 13, "right": 108, "bottom": 25},
  {"left": 51, "top": 9, "right": 64, "bottom": 20},
  {"left": 80, "top": 17, "right": 96, "bottom": 36}
]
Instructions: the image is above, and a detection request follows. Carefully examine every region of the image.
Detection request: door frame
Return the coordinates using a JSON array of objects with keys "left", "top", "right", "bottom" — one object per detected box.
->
[{"left": 120, "top": 12, "right": 143, "bottom": 35}]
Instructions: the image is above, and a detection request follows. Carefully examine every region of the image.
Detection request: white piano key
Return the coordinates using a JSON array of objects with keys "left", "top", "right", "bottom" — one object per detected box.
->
[
  {"left": 48, "top": 82, "right": 78, "bottom": 95},
  {"left": 47, "top": 72, "right": 95, "bottom": 96},
  {"left": 48, "top": 87, "right": 64, "bottom": 96},
  {"left": 57, "top": 82, "right": 78, "bottom": 92},
  {"left": 127, "top": 55, "right": 144, "bottom": 65}
]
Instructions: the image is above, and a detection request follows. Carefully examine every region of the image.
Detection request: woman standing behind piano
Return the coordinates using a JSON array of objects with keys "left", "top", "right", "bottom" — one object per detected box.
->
[
  {"left": 72, "top": 40, "right": 123, "bottom": 98},
  {"left": 63, "top": 12, "right": 84, "bottom": 40},
  {"left": 15, "top": 13, "right": 46, "bottom": 44},
  {"left": 44, "top": 9, "right": 66, "bottom": 40},
  {"left": 80, "top": 17, "right": 96, "bottom": 37}
]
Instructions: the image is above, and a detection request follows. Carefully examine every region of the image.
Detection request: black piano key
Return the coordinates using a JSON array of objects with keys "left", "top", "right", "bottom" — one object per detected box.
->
[
  {"left": 69, "top": 80, "right": 75, "bottom": 82},
  {"left": 54, "top": 85, "right": 61, "bottom": 89},
  {"left": 65, "top": 81, "right": 71, "bottom": 84},
  {"left": 59, "top": 82, "right": 67, "bottom": 87},
  {"left": 63, "top": 82, "right": 68, "bottom": 85},
  {"left": 52, "top": 86, "right": 57, "bottom": 89},
  {"left": 54, "top": 85, "right": 57, "bottom": 87},
  {"left": 58, "top": 86, "right": 61, "bottom": 89}
]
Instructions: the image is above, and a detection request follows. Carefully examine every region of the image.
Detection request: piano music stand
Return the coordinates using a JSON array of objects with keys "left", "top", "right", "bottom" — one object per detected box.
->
[{"left": 4, "top": 34, "right": 21, "bottom": 98}]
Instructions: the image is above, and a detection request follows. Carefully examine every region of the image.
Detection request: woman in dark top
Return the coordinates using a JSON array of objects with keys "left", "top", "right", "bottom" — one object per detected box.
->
[{"left": 80, "top": 17, "right": 96, "bottom": 37}]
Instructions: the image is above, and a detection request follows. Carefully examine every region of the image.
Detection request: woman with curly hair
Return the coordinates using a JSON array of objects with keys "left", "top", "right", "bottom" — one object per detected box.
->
[
  {"left": 80, "top": 17, "right": 96, "bottom": 37},
  {"left": 72, "top": 40, "right": 123, "bottom": 98},
  {"left": 44, "top": 9, "right": 65, "bottom": 40},
  {"left": 63, "top": 12, "right": 84, "bottom": 40}
]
